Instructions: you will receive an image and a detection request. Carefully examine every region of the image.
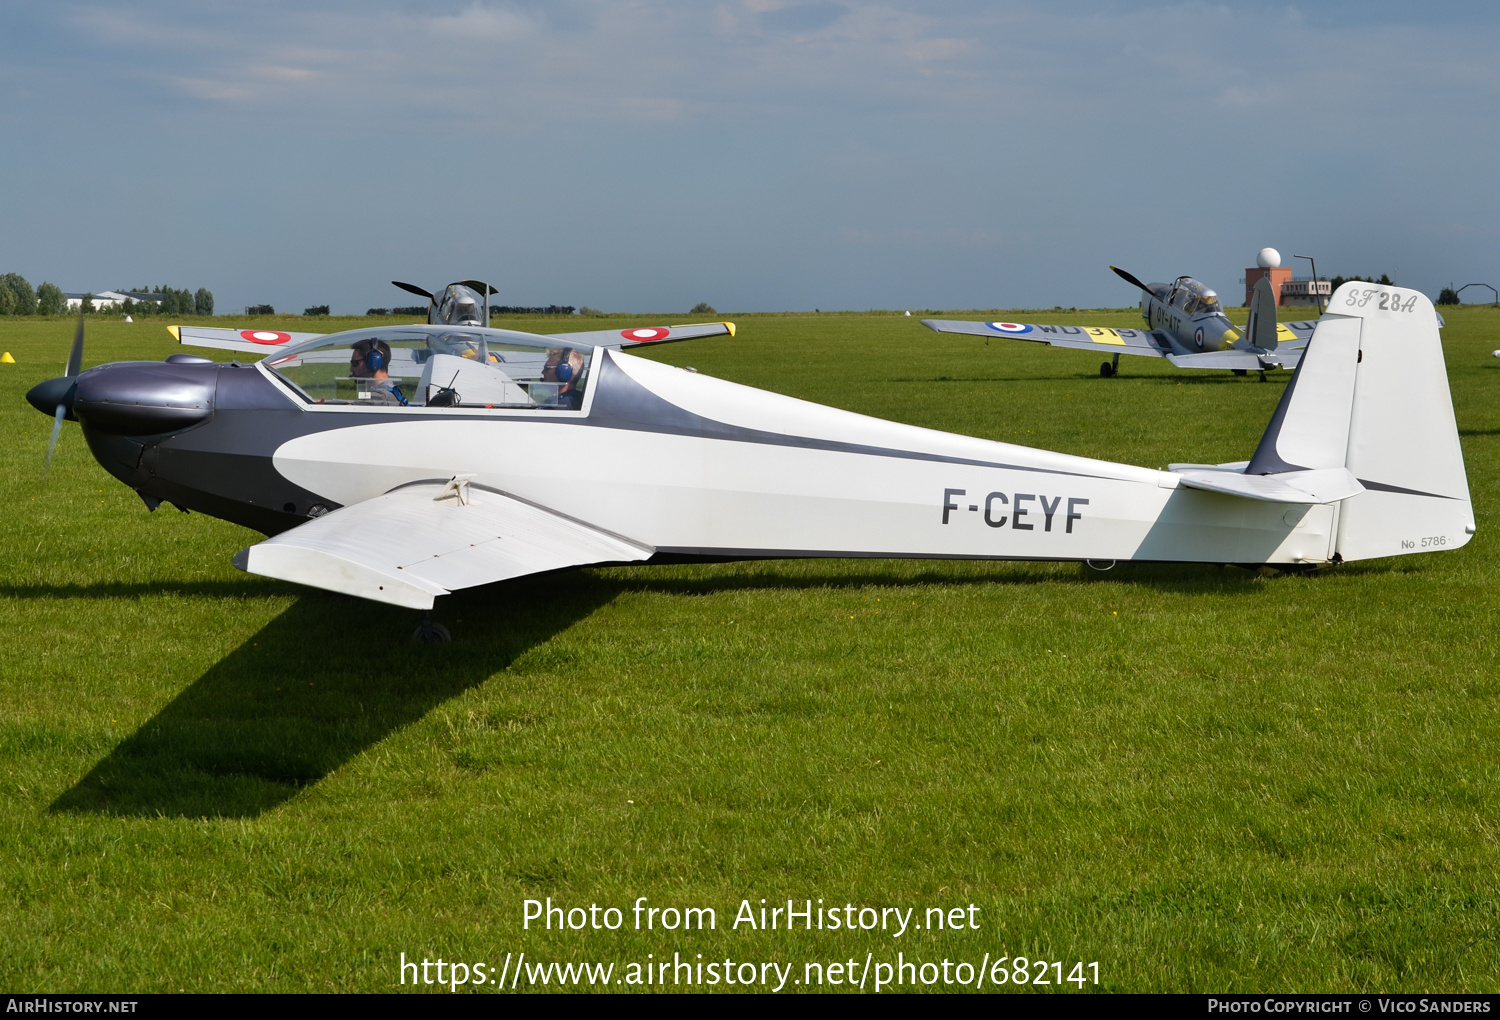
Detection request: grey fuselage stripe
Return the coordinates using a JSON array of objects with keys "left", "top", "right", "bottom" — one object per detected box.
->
[
  {"left": 1356, "top": 478, "right": 1463, "bottom": 500},
  {"left": 578, "top": 351, "right": 1123, "bottom": 482}
]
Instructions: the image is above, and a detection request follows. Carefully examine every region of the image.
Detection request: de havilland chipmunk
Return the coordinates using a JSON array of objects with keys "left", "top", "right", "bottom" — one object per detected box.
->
[
  {"left": 26, "top": 281, "right": 1472, "bottom": 629},
  {"left": 923, "top": 252, "right": 1320, "bottom": 378}
]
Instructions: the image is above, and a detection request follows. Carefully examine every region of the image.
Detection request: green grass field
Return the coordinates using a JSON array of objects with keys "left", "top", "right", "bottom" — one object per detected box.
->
[{"left": 2, "top": 305, "right": 1498, "bottom": 993}]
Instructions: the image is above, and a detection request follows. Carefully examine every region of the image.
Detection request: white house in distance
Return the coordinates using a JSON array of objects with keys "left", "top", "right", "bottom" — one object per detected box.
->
[{"left": 64, "top": 291, "right": 164, "bottom": 312}]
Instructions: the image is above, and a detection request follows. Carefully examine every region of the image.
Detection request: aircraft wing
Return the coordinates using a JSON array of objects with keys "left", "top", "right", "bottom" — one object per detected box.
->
[
  {"left": 233, "top": 478, "right": 654, "bottom": 609},
  {"left": 169, "top": 325, "right": 328, "bottom": 354},
  {"left": 921, "top": 319, "right": 1171, "bottom": 358},
  {"left": 544, "top": 321, "right": 736, "bottom": 349}
]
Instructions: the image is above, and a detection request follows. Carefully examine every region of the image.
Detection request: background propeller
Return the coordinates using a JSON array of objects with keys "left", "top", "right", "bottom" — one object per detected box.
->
[
  {"left": 391, "top": 281, "right": 435, "bottom": 299},
  {"left": 1110, "top": 265, "right": 1158, "bottom": 295}
]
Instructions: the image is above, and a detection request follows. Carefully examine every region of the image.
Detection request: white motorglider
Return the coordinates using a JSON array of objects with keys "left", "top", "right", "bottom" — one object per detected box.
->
[{"left": 26, "top": 283, "right": 1472, "bottom": 615}]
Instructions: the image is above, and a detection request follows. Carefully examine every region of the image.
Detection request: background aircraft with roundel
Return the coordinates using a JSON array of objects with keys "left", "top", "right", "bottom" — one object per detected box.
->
[
  {"left": 921, "top": 263, "right": 1318, "bottom": 379},
  {"left": 168, "top": 279, "right": 736, "bottom": 356}
]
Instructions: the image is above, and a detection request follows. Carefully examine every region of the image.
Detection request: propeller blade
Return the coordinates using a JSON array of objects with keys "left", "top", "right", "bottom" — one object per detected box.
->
[
  {"left": 1110, "top": 266, "right": 1157, "bottom": 295},
  {"left": 392, "top": 281, "right": 435, "bottom": 299},
  {"left": 44, "top": 403, "right": 66, "bottom": 478},
  {"left": 65, "top": 313, "right": 85, "bottom": 378},
  {"left": 458, "top": 280, "right": 497, "bottom": 296}
]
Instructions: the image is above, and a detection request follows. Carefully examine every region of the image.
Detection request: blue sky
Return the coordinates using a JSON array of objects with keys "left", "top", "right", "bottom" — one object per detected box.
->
[{"left": 2, "top": 1, "right": 1497, "bottom": 314}]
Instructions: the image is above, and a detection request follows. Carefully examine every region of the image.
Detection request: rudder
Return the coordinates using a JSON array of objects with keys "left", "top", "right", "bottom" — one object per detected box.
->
[{"left": 1331, "top": 283, "right": 1473, "bottom": 561}]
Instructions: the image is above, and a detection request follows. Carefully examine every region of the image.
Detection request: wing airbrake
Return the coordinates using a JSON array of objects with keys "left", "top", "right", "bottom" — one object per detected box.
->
[{"left": 234, "top": 478, "right": 654, "bottom": 608}]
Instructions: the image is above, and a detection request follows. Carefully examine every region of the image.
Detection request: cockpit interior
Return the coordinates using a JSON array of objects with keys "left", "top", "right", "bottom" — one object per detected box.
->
[{"left": 265, "top": 328, "right": 592, "bottom": 411}]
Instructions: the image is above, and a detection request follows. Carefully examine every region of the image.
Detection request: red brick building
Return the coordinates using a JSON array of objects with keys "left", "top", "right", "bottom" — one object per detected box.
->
[{"left": 1244, "top": 265, "right": 1292, "bottom": 306}]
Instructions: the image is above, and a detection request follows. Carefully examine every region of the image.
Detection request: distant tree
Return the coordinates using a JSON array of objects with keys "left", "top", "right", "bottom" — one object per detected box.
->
[
  {"left": 81, "top": 293, "right": 95, "bottom": 314},
  {"left": 160, "top": 289, "right": 180, "bottom": 316},
  {"left": 579, "top": 306, "right": 605, "bottom": 317},
  {"left": 391, "top": 305, "right": 426, "bottom": 316},
  {"left": 304, "top": 305, "right": 330, "bottom": 316},
  {"left": 246, "top": 304, "right": 275, "bottom": 316},
  {"left": 1437, "top": 286, "right": 1461, "bottom": 306},
  {"left": 491, "top": 305, "right": 576, "bottom": 315},
  {"left": 0, "top": 273, "right": 37, "bottom": 315},
  {"left": 690, "top": 302, "right": 717, "bottom": 315},
  {"left": 36, "top": 282, "right": 66, "bottom": 315},
  {"left": 366, "top": 308, "right": 389, "bottom": 316},
  {"left": 1377, "top": 273, "right": 1393, "bottom": 286},
  {"left": 194, "top": 288, "right": 214, "bottom": 316}
]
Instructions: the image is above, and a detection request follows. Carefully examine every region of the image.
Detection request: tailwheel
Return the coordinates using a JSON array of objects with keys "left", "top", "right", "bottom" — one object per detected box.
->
[{"left": 1258, "top": 370, "right": 1268, "bottom": 383}]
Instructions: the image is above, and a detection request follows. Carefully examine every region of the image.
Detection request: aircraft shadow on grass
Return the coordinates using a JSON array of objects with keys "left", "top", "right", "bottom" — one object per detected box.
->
[
  {"left": 46, "top": 556, "right": 1305, "bottom": 820},
  {"left": 49, "top": 572, "right": 615, "bottom": 821}
]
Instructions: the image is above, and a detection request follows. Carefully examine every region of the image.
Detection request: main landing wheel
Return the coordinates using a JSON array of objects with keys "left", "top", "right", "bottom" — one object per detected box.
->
[
  {"left": 1099, "top": 361, "right": 1115, "bottom": 378},
  {"left": 413, "top": 617, "right": 452, "bottom": 644}
]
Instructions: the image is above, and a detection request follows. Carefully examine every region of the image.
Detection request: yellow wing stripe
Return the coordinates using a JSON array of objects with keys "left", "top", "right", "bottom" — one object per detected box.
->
[
  {"left": 1083, "top": 327, "right": 1125, "bottom": 346},
  {"left": 1276, "top": 323, "right": 1299, "bottom": 344}
]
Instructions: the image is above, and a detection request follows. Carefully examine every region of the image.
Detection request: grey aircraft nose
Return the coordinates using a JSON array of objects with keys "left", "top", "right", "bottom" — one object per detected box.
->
[
  {"left": 25, "top": 376, "right": 78, "bottom": 419},
  {"left": 71, "top": 361, "right": 217, "bottom": 435}
]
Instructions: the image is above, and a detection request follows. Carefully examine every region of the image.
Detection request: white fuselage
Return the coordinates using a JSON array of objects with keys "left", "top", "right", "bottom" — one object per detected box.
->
[{"left": 267, "top": 351, "right": 1338, "bottom": 567}]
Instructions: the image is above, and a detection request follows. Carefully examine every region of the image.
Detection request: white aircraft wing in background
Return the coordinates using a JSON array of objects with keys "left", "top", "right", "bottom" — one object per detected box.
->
[
  {"left": 234, "top": 477, "right": 654, "bottom": 609},
  {"left": 546, "top": 321, "right": 735, "bottom": 349},
  {"left": 172, "top": 320, "right": 734, "bottom": 356},
  {"left": 170, "top": 325, "right": 329, "bottom": 354}
]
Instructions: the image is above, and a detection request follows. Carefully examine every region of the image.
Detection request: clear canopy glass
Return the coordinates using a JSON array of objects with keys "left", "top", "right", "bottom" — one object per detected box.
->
[
  {"left": 263, "top": 327, "right": 593, "bottom": 410},
  {"left": 1169, "top": 278, "right": 1222, "bottom": 316}
]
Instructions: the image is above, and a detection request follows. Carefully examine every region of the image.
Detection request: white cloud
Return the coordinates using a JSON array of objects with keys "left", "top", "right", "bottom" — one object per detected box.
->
[{"left": 424, "top": 3, "right": 540, "bottom": 43}]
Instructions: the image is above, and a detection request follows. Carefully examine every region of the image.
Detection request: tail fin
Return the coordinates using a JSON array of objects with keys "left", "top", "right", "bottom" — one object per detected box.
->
[
  {"left": 1245, "top": 275, "right": 1279, "bottom": 351},
  {"left": 1247, "top": 283, "right": 1473, "bottom": 562}
]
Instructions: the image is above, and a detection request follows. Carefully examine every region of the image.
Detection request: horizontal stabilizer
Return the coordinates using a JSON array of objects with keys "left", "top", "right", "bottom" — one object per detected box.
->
[
  {"left": 1166, "top": 350, "right": 1299, "bottom": 370},
  {"left": 170, "top": 325, "right": 327, "bottom": 354},
  {"left": 235, "top": 480, "right": 654, "bottom": 608},
  {"left": 1172, "top": 466, "right": 1364, "bottom": 504}
]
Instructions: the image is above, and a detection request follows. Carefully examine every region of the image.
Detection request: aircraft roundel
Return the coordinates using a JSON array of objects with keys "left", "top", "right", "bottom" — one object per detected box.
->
[
  {"left": 1194, "top": 327, "right": 1205, "bottom": 349},
  {"left": 621, "top": 327, "right": 671, "bottom": 342},
  {"left": 987, "top": 322, "right": 1031, "bottom": 334},
  {"left": 240, "top": 329, "right": 292, "bottom": 345}
]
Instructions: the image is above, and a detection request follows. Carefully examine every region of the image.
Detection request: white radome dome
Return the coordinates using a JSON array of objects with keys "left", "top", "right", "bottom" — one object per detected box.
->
[{"left": 1256, "top": 247, "right": 1281, "bottom": 269}]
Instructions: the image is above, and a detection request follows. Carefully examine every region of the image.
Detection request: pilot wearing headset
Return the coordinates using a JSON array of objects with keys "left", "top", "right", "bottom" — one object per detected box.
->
[
  {"left": 542, "top": 347, "right": 585, "bottom": 409},
  {"left": 350, "top": 338, "right": 409, "bottom": 406}
]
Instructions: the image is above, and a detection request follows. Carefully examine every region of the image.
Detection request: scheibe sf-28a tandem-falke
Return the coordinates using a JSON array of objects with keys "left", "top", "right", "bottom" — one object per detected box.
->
[{"left": 26, "top": 283, "right": 1472, "bottom": 611}]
